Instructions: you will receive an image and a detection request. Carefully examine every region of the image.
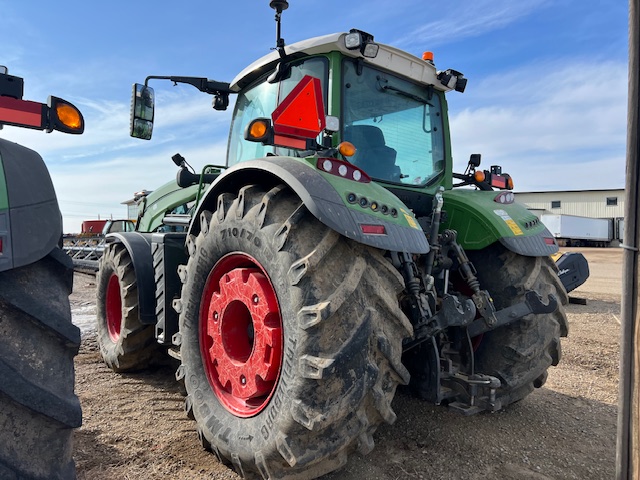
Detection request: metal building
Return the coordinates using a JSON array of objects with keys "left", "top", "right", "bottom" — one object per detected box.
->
[
  {"left": 514, "top": 189, "right": 625, "bottom": 218},
  {"left": 514, "top": 188, "right": 625, "bottom": 244}
]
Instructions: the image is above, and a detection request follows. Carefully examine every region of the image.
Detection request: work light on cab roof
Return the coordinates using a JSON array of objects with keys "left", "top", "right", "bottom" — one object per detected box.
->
[{"left": 344, "top": 29, "right": 380, "bottom": 58}]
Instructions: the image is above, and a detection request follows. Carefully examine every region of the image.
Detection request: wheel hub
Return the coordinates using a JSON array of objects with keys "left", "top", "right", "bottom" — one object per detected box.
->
[
  {"left": 201, "top": 254, "right": 283, "bottom": 417},
  {"left": 105, "top": 273, "right": 122, "bottom": 342}
]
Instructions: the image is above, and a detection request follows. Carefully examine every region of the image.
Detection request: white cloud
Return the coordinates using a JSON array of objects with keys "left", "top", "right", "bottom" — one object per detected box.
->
[
  {"left": 52, "top": 140, "right": 229, "bottom": 233},
  {"left": 449, "top": 59, "right": 627, "bottom": 191},
  {"left": 393, "top": 0, "right": 549, "bottom": 48}
]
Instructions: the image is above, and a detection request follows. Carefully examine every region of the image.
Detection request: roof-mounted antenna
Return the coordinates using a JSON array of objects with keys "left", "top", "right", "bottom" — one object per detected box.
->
[{"left": 270, "top": 0, "right": 289, "bottom": 59}]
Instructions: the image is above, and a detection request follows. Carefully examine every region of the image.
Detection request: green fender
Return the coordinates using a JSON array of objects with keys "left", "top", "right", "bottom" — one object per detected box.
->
[
  {"left": 136, "top": 179, "right": 200, "bottom": 233},
  {"left": 441, "top": 189, "right": 558, "bottom": 257},
  {"left": 190, "top": 156, "right": 430, "bottom": 254}
]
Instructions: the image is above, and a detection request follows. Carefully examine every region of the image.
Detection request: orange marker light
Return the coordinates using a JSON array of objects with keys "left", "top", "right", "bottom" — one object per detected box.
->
[
  {"left": 249, "top": 120, "right": 268, "bottom": 139},
  {"left": 507, "top": 176, "right": 514, "bottom": 190},
  {"left": 422, "top": 51, "right": 434, "bottom": 62},
  {"left": 56, "top": 103, "right": 82, "bottom": 130},
  {"left": 474, "top": 170, "right": 486, "bottom": 183},
  {"left": 338, "top": 141, "right": 356, "bottom": 157}
]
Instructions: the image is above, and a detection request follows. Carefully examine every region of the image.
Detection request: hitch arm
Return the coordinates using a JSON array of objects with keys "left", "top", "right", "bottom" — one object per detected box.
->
[{"left": 466, "top": 291, "right": 558, "bottom": 337}]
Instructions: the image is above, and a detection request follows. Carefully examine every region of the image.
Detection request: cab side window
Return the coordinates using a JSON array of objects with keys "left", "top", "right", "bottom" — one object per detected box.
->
[{"left": 227, "top": 57, "right": 328, "bottom": 166}]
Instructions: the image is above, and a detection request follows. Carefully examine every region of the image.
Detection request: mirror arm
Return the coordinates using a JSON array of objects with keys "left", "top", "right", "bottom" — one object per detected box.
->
[{"left": 144, "top": 75, "right": 232, "bottom": 95}]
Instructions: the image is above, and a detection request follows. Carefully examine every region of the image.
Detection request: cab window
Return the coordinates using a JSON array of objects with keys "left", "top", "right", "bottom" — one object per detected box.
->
[
  {"left": 342, "top": 59, "right": 445, "bottom": 185},
  {"left": 227, "top": 57, "right": 328, "bottom": 166}
]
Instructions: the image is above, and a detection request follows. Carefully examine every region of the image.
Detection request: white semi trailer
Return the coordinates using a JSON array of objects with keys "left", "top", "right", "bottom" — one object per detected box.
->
[{"left": 541, "top": 214, "right": 614, "bottom": 247}]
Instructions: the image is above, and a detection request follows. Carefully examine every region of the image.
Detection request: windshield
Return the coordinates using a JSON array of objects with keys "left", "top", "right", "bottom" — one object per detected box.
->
[{"left": 342, "top": 60, "right": 445, "bottom": 185}]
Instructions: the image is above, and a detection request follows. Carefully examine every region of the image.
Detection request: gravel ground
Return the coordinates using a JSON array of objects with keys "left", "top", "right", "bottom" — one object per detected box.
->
[{"left": 70, "top": 247, "right": 621, "bottom": 479}]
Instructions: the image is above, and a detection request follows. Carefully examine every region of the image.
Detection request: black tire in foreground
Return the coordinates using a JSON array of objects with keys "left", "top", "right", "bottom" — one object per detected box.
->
[
  {"left": 175, "top": 184, "right": 412, "bottom": 480},
  {"left": 96, "top": 243, "right": 159, "bottom": 372},
  {"left": 0, "top": 248, "right": 82, "bottom": 480},
  {"left": 468, "top": 242, "right": 569, "bottom": 407}
]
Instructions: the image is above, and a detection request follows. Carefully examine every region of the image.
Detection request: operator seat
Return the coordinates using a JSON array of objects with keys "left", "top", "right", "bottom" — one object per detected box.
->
[{"left": 344, "top": 125, "right": 401, "bottom": 182}]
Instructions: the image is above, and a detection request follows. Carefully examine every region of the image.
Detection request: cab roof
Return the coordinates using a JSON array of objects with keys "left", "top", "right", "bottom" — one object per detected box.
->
[{"left": 230, "top": 31, "right": 450, "bottom": 93}]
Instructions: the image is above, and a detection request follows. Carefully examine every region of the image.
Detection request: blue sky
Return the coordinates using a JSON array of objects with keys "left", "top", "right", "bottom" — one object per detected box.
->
[{"left": 0, "top": 0, "right": 628, "bottom": 233}]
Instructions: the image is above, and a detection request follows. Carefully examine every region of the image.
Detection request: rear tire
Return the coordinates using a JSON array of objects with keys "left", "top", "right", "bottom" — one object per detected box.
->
[
  {"left": 0, "top": 248, "right": 81, "bottom": 480},
  {"left": 96, "top": 243, "right": 159, "bottom": 372},
  {"left": 175, "top": 184, "right": 412, "bottom": 479},
  {"left": 468, "top": 243, "right": 569, "bottom": 406}
]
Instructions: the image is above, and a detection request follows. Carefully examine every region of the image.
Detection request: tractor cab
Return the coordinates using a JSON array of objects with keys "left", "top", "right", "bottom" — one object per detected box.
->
[
  {"left": 130, "top": 28, "right": 469, "bottom": 206},
  {"left": 229, "top": 29, "right": 467, "bottom": 196}
]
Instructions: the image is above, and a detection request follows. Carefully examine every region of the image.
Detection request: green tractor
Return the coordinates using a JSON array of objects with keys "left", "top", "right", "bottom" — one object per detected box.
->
[
  {"left": 0, "top": 66, "right": 84, "bottom": 479},
  {"left": 96, "top": 154, "right": 222, "bottom": 369},
  {"left": 96, "top": 3, "right": 567, "bottom": 479}
]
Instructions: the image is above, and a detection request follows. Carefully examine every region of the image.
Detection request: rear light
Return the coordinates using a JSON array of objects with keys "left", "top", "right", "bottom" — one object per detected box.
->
[
  {"left": 494, "top": 192, "right": 515, "bottom": 204},
  {"left": 317, "top": 157, "right": 370, "bottom": 183},
  {"left": 48, "top": 96, "right": 84, "bottom": 134},
  {"left": 245, "top": 117, "right": 271, "bottom": 142},
  {"left": 544, "top": 237, "right": 556, "bottom": 246},
  {"left": 248, "top": 118, "right": 268, "bottom": 139},
  {"left": 489, "top": 174, "right": 507, "bottom": 189},
  {"left": 0, "top": 96, "right": 43, "bottom": 129},
  {"left": 507, "top": 175, "right": 514, "bottom": 190},
  {"left": 338, "top": 141, "right": 356, "bottom": 157},
  {"left": 55, "top": 102, "right": 82, "bottom": 130},
  {"left": 360, "top": 224, "right": 386, "bottom": 235},
  {"left": 474, "top": 170, "right": 485, "bottom": 183},
  {"left": 346, "top": 193, "right": 396, "bottom": 216},
  {"left": 484, "top": 167, "right": 513, "bottom": 190}
]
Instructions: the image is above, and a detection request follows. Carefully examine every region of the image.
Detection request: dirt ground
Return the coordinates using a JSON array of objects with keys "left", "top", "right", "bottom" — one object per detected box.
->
[{"left": 71, "top": 247, "right": 622, "bottom": 479}]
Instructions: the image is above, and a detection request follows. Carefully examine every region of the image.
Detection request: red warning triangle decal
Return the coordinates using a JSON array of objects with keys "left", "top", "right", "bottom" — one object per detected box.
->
[{"left": 272, "top": 75, "right": 326, "bottom": 139}]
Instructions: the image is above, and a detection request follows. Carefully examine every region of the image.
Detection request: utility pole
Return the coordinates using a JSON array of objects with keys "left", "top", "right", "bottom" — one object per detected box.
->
[{"left": 617, "top": 0, "right": 640, "bottom": 478}]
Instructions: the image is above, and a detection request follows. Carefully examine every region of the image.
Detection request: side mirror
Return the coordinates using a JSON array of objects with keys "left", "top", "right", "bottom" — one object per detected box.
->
[{"left": 130, "top": 83, "right": 155, "bottom": 140}]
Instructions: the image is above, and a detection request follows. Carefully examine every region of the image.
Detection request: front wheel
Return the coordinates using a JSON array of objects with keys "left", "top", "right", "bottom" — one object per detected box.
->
[
  {"left": 96, "top": 243, "right": 159, "bottom": 372},
  {"left": 175, "top": 184, "right": 412, "bottom": 479}
]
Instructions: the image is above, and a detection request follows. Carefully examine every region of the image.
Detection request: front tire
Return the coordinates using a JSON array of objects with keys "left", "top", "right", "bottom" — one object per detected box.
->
[
  {"left": 175, "top": 184, "right": 412, "bottom": 479},
  {"left": 96, "top": 243, "right": 159, "bottom": 372},
  {"left": 0, "top": 248, "right": 81, "bottom": 480},
  {"left": 468, "top": 243, "right": 569, "bottom": 406}
]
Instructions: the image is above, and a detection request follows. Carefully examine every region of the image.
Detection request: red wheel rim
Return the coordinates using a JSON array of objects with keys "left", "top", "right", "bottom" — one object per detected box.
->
[
  {"left": 200, "top": 253, "right": 283, "bottom": 417},
  {"left": 105, "top": 273, "right": 122, "bottom": 342}
]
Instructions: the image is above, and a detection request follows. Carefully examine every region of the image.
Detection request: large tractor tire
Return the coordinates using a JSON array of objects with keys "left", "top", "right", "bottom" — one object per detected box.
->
[
  {"left": 175, "top": 184, "right": 412, "bottom": 480},
  {"left": 96, "top": 243, "right": 159, "bottom": 372},
  {"left": 0, "top": 248, "right": 82, "bottom": 480},
  {"left": 467, "top": 243, "right": 569, "bottom": 407}
]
